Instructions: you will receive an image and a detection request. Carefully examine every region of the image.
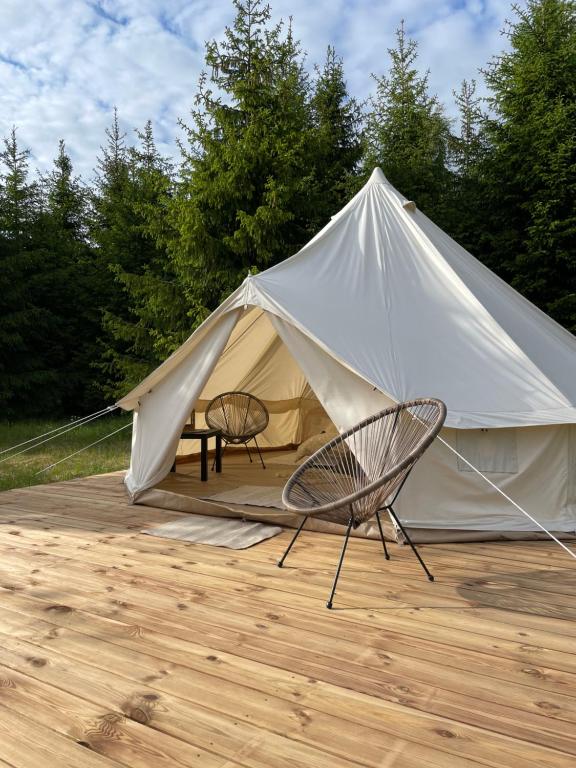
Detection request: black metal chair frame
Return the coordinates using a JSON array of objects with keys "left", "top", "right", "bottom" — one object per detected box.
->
[
  {"left": 205, "top": 391, "right": 269, "bottom": 470},
  {"left": 277, "top": 398, "right": 446, "bottom": 608}
]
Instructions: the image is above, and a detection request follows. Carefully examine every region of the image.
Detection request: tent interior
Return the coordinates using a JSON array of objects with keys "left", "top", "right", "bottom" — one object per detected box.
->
[
  {"left": 191, "top": 307, "right": 345, "bottom": 453},
  {"left": 133, "top": 306, "right": 576, "bottom": 544}
]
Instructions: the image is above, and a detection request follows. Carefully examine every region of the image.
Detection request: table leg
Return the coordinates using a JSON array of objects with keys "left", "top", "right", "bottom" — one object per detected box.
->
[
  {"left": 201, "top": 437, "right": 208, "bottom": 482},
  {"left": 215, "top": 434, "right": 222, "bottom": 473}
]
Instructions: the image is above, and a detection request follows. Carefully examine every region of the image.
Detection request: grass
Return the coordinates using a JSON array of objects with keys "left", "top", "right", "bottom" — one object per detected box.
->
[{"left": 0, "top": 413, "right": 133, "bottom": 492}]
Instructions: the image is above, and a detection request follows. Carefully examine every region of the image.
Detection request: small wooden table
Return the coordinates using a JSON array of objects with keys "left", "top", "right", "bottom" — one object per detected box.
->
[{"left": 171, "top": 428, "right": 222, "bottom": 481}]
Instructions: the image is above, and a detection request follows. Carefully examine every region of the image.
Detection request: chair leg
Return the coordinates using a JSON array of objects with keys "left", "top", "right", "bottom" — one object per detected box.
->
[
  {"left": 375, "top": 511, "right": 390, "bottom": 560},
  {"left": 387, "top": 505, "right": 434, "bottom": 582},
  {"left": 326, "top": 516, "right": 354, "bottom": 609},
  {"left": 277, "top": 516, "right": 307, "bottom": 568},
  {"left": 253, "top": 436, "right": 266, "bottom": 469},
  {"left": 244, "top": 442, "right": 253, "bottom": 463}
]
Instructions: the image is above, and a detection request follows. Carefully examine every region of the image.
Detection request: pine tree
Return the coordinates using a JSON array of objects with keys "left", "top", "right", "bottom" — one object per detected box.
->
[
  {"left": 168, "top": 0, "right": 316, "bottom": 327},
  {"left": 44, "top": 140, "right": 89, "bottom": 236},
  {"left": 309, "top": 46, "right": 363, "bottom": 226},
  {"left": 483, "top": 0, "right": 576, "bottom": 332},
  {"left": 363, "top": 21, "right": 452, "bottom": 219}
]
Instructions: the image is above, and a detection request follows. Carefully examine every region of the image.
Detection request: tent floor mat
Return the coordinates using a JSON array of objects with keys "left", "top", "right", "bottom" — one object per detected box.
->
[
  {"left": 199, "top": 484, "right": 285, "bottom": 509},
  {"left": 142, "top": 514, "right": 283, "bottom": 549}
]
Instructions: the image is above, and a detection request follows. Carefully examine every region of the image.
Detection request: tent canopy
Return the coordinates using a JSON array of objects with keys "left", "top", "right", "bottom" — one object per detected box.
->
[{"left": 119, "top": 167, "right": 576, "bottom": 426}]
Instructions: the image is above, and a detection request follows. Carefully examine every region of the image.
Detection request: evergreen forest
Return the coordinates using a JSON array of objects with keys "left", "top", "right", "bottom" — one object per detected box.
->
[{"left": 1, "top": 0, "right": 575, "bottom": 420}]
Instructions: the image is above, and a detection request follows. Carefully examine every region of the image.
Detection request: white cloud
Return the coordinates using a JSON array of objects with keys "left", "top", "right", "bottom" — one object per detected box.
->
[{"left": 0, "top": 0, "right": 512, "bottom": 178}]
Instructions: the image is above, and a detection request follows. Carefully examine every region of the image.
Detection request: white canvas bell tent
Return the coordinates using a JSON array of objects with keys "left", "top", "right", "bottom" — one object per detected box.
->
[{"left": 117, "top": 168, "right": 576, "bottom": 541}]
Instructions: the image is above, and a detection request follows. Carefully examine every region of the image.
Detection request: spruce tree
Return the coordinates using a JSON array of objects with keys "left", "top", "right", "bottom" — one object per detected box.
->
[
  {"left": 168, "top": 0, "right": 316, "bottom": 327},
  {"left": 483, "top": 0, "right": 576, "bottom": 333},
  {"left": 444, "top": 80, "right": 491, "bottom": 254},
  {"left": 91, "top": 108, "right": 134, "bottom": 315},
  {"left": 0, "top": 129, "right": 60, "bottom": 419},
  {"left": 452, "top": 81, "right": 486, "bottom": 179},
  {"left": 363, "top": 21, "right": 452, "bottom": 220},
  {"left": 99, "top": 121, "right": 182, "bottom": 396},
  {"left": 91, "top": 110, "right": 176, "bottom": 397},
  {"left": 40, "top": 140, "right": 102, "bottom": 411},
  {"left": 309, "top": 46, "right": 363, "bottom": 225}
]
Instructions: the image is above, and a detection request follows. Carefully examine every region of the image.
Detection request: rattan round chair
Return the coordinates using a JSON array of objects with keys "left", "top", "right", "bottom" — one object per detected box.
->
[
  {"left": 278, "top": 398, "right": 447, "bottom": 608},
  {"left": 205, "top": 391, "right": 270, "bottom": 469}
]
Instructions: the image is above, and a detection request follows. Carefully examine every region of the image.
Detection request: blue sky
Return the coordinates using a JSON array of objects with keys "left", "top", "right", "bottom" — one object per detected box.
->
[{"left": 0, "top": 0, "right": 511, "bottom": 178}]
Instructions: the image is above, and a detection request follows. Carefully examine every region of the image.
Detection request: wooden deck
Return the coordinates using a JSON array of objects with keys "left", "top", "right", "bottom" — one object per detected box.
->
[{"left": 0, "top": 473, "right": 575, "bottom": 767}]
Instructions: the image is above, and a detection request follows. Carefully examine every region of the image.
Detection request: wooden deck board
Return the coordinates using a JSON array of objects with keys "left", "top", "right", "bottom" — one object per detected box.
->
[{"left": 0, "top": 473, "right": 575, "bottom": 766}]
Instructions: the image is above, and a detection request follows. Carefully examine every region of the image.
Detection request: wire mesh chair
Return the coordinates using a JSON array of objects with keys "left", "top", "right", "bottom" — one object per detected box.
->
[
  {"left": 205, "top": 391, "right": 270, "bottom": 469},
  {"left": 278, "top": 398, "right": 447, "bottom": 608}
]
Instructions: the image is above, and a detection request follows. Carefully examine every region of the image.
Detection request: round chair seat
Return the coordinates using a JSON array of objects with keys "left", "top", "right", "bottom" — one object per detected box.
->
[
  {"left": 283, "top": 398, "right": 446, "bottom": 526},
  {"left": 205, "top": 391, "right": 270, "bottom": 468}
]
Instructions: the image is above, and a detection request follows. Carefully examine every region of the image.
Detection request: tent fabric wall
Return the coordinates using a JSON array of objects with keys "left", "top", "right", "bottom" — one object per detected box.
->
[
  {"left": 397, "top": 426, "right": 575, "bottom": 533},
  {"left": 125, "top": 309, "right": 241, "bottom": 497},
  {"left": 421, "top": 211, "right": 576, "bottom": 407},
  {"left": 118, "top": 168, "right": 576, "bottom": 537},
  {"left": 128, "top": 311, "right": 576, "bottom": 536},
  {"left": 269, "top": 314, "right": 396, "bottom": 429}
]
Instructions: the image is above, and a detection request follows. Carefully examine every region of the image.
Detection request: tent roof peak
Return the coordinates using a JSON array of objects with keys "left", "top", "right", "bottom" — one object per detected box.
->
[{"left": 368, "top": 167, "right": 389, "bottom": 185}]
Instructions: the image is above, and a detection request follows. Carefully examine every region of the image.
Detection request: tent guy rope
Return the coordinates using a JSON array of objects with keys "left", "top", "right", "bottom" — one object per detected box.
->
[
  {"left": 0, "top": 405, "right": 117, "bottom": 456},
  {"left": 34, "top": 422, "right": 132, "bottom": 476},
  {"left": 0, "top": 406, "right": 118, "bottom": 464}
]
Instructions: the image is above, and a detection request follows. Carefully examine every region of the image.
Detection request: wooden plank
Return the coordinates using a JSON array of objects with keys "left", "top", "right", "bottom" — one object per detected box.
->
[
  {"left": 4, "top": 554, "right": 576, "bottom": 719},
  {"left": 6, "top": 522, "right": 574, "bottom": 643},
  {"left": 0, "top": 589, "right": 573, "bottom": 766},
  {"left": 3, "top": 534, "right": 576, "bottom": 682},
  {"left": 80, "top": 558, "right": 576, "bottom": 673},
  {"left": 0, "top": 607, "right": 568, "bottom": 768},
  {"left": 0, "top": 628, "right": 414, "bottom": 768},
  {"left": 0, "top": 473, "right": 575, "bottom": 768},
  {"left": 0, "top": 593, "right": 573, "bottom": 759},
  {"left": 0, "top": 630, "right": 476, "bottom": 768},
  {"left": 3, "top": 520, "right": 573, "bottom": 664},
  {"left": 434, "top": 541, "right": 576, "bottom": 570},
  {"left": 6, "top": 551, "right": 576, "bottom": 696},
  {"left": 0, "top": 702, "right": 123, "bottom": 768},
  {"left": 2, "top": 518, "right": 576, "bottom": 609},
  {"left": 3, "top": 521, "right": 574, "bottom": 627},
  {"left": 0, "top": 663, "right": 236, "bottom": 768},
  {"left": 3, "top": 539, "right": 576, "bottom": 710}
]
